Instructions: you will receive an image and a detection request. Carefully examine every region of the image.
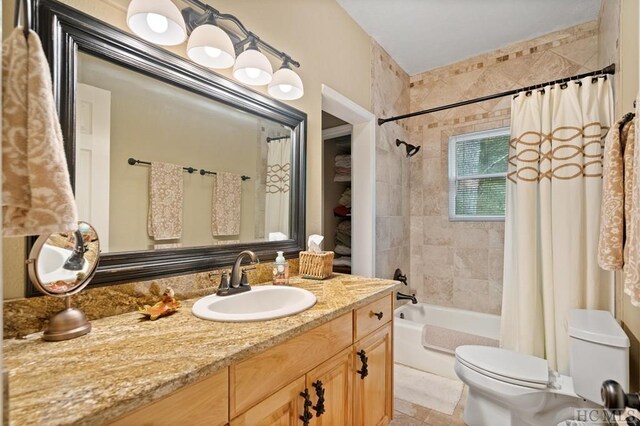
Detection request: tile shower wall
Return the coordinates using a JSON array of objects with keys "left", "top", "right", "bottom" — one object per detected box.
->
[
  {"left": 408, "top": 22, "right": 599, "bottom": 315},
  {"left": 371, "top": 41, "right": 412, "bottom": 284}
]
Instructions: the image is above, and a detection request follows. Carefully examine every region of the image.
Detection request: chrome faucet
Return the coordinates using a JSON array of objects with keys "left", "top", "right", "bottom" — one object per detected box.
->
[{"left": 216, "top": 250, "right": 259, "bottom": 296}]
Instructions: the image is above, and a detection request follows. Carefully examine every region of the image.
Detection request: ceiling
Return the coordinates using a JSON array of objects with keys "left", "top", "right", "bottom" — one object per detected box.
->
[{"left": 336, "top": 0, "right": 601, "bottom": 76}]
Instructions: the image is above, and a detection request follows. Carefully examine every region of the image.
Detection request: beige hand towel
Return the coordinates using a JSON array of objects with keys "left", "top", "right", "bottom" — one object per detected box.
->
[
  {"left": 211, "top": 172, "right": 241, "bottom": 236},
  {"left": 624, "top": 102, "right": 640, "bottom": 306},
  {"left": 598, "top": 118, "right": 635, "bottom": 270},
  {"left": 147, "top": 162, "right": 183, "bottom": 240},
  {"left": 2, "top": 28, "right": 78, "bottom": 236}
]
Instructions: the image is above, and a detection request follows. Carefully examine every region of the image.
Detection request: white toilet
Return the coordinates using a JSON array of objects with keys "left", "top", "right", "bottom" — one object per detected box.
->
[{"left": 454, "top": 309, "right": 630, "bottom": 426}]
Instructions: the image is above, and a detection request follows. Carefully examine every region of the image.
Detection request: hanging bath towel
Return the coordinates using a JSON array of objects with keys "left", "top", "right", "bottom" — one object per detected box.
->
[
  {"left": 147, "top": 162, "right": 183, "bottom": 240},
  {"left": 2, "top": 28, "right": 78, "bottom": 236},
  {"left": 212, "top": 172, "right": 241, "bottom": 236},
  {"left": 598, "top": 118, "right": 635, "bottom": 270},
  {"left": 624, "top": 97, "right": 640, "bottom": 307}
]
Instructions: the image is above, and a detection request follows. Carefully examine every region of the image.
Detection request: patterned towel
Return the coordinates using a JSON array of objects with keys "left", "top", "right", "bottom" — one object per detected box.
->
[
  {"left": 598, "top": 118, "right": 635, "bottom": 270},
  {"left": 212, "top": 171, "right": 241, "bottom": 236},
  {"left": 624, "top": 100, "right": 640, "bottom": 306},
  {"left": 2, "top": 28, "right": 77, "bottom": 236},
  {"left": 147, "top": 162, "right": 183, "bottom": 240}
]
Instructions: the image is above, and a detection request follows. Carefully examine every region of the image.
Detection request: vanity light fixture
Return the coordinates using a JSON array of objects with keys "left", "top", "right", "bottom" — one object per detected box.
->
[
  {"left": 127, "top": 0, "right": 303, "bottom": 97},
  {"left": 187, "top": 23, "right": 236, "bottom": 69},
  {"left": 268, "top": 60, "right": 304, "bottom": 100},
  {"left": 233, "top": 39, "right": 273, "bottom": 86},
  {"left": 126, "top": 0, "right": 187, "bottom": 46}
]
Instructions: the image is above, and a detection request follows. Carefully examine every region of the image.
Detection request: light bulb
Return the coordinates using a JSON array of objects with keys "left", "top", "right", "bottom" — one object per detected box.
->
[
  {"left": 204, "top": 46, "right": 222, "bottom": 58},
  {"left": 245, "top": 67, "right": 261, "bottom": 79},
  {"left": 279, "top": 84, "right": 293, "bottom": 93},
  {"left": 146, "top": 13, "right": 169, "bottom": 34}
]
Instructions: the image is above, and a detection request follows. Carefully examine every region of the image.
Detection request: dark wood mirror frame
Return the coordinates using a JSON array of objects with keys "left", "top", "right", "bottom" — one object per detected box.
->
[{"left": 26, "top": 0, "right": 307, "bottom": 296}]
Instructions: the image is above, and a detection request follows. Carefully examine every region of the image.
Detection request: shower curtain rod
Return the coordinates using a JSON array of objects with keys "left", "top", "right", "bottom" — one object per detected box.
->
[{"left": 377, "top": 64, "right": 616, "bottom": 126}]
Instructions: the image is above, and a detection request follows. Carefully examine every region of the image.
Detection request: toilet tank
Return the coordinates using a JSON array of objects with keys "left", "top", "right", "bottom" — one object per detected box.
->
[{"left": 568, "top": 309, "right": 630, "bottom": 404}]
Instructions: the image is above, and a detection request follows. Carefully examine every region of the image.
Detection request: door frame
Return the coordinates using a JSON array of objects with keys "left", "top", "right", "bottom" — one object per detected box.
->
[{"left": 321, "top": 85, "right": 376, "bottom": 277}]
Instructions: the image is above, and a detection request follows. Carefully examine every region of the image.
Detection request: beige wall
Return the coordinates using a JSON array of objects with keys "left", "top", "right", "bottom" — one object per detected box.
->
[
  {"left": 620, "top": 0, "right": 640, "bottom": 392},
  {"left": 408, "top": 22, "right": 598, "bottom": 315},
  {"left": 597, "top": 0, "right": 640, "bottom": 392},
  {"left": 2, "top": 0, "right": 373, "bottom": 299},
  {"left": 78, "top": 53, "right": 277, "bottom": 251},
  {"left": 371, "top": 41, "right": 411, "bottom": 281}
]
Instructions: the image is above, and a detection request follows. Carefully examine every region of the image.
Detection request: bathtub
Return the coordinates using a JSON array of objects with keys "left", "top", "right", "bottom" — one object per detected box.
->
[{"left": 394, "top": 303, "right": 501, "bottom": 380}]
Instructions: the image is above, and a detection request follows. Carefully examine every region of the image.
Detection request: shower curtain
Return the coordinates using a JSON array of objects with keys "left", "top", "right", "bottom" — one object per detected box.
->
[
  {"left": 265, "top": 138, "right": 291, "bottom": 239},
  {"left": 501, "top": 76, "right": 614, "bottom": 374}
]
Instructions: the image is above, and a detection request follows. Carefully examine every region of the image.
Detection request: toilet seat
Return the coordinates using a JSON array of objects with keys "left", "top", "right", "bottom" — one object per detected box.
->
[{"left": 455, "top": 346, "right": 549, "bottom": 389}]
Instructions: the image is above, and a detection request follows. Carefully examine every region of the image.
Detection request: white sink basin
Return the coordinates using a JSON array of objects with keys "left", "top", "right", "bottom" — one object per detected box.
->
[
  {"left": 38, "top": 244, "right": 91, "bottom": 285},
  {"left": 192, "top": 286, "right": 317, "bottom": 322}
]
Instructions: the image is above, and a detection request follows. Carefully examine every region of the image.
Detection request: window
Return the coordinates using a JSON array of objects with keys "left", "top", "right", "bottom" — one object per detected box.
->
[{"left": 448, "top": 128, "right": 509, "bottom": 221}]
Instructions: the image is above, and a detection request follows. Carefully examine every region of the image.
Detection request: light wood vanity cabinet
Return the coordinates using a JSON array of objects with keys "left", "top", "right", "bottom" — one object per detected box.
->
[
  {"left": 353, "top": 323, "right": 393, "bottom": 426},
  {"left": 306, "top": 347, "right": 353, "bottom": 425},
  {"left": 108, "top": 368, "right": 228, "bottom": 426},
  {"left": 110, "top": 293, "right": 393, "bottom": 426},
  {"left": 230, "top": 376, "right": 307, "bottom": 425}
]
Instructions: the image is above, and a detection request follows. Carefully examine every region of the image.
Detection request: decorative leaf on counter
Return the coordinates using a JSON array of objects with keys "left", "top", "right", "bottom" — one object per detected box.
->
[{"left": 139, "top": 287, "right": 181, "bottom": 320}]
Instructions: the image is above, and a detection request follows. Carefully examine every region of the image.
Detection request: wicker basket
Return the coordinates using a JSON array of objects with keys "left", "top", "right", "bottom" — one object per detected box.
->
[{"left": 299, "top": 251, "right": 334, "bottom": 279}]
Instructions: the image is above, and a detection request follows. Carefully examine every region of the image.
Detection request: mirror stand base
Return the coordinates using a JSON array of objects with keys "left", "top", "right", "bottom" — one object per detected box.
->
[{"left": 43, "top": 308, "right": 92, "bottom": 342}]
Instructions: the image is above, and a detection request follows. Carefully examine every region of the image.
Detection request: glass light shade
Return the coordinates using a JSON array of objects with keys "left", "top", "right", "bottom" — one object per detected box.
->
[
  {"left": 127, "top": 0, "right": 187, "bottom": 46},
  {"left": 268, "top": 67, "right": 304, "bottom": 100},
  {"left": 187, "top": 24, "right": 236, "bottom": 69},
  {"left": 233, "top": 48, "right": 273, "bottom": 86}
]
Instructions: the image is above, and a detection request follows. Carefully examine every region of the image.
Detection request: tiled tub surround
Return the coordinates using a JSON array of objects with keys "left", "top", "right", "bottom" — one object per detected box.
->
[
  {"left": 3, "top": 259, "right": 299, "bottom": 339},
  {"left": 372, "top": 41, "right": 413, "bottom": 285},
  {"left": 408, "top": 22, "right": 599, "bottom": 315},
  {"left": 3, "top": 274, "right": 401, "bottom": 425}
]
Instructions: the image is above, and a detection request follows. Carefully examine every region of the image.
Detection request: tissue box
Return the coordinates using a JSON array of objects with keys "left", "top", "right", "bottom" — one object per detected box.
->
[{"left": 299, "top": 251, "right": 334, "bottom": 279}]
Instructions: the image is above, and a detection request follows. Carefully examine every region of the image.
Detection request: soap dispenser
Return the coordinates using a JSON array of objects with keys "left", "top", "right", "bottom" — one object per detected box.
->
[{"left": 273, "top": 251, "right": 290, "bottom": 285}]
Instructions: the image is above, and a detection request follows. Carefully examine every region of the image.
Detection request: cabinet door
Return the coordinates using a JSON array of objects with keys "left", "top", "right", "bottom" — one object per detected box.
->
[
  {"left": 353, "top": 323, "right": 393, "bottom": 426},
  {"left": 230, "top": 376, "right": 307, "bottom": 426},
  {"left": 306, "top": 347, "right": 353, "bottom": 425}
]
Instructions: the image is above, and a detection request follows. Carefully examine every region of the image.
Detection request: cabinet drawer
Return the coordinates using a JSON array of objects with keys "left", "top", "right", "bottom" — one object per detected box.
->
[
  {"left": 354, "top": 294, "right": 392, "bottom": 341},
  {"left": 230, "top": 312, "right": 353, "bottom": 417},
  {"left": 109, "top": 368, "right": 228, "bottom": 426}
]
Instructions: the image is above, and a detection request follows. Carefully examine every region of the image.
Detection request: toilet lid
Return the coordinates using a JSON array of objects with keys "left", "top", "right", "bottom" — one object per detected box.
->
[{"left": 455, "top": 345, "right": 549, "bottom": 389}]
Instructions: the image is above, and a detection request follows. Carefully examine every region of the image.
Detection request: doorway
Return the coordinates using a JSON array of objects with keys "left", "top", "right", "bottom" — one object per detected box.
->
[{"left": 321, "top": 85, "right": 376, "bottom": 277}]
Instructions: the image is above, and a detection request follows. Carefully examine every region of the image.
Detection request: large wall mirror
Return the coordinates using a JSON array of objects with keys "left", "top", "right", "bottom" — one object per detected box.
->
[{"left": 27, "top": 0, "right": 306, "bottom": 294}]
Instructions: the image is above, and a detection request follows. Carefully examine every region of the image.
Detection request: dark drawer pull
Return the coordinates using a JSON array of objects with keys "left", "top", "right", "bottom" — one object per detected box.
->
[
  {"left": 312, "top": 380, "right": 326, "bottom": 417},
  {"left": 357, "top": 350, "right": 368, "bottom": 379},
  {"left": 371, "top": 311, "right": 383, "bottom": 320},
  {"left": 299, "top": 389, "right": 313, "bottom": 425}
]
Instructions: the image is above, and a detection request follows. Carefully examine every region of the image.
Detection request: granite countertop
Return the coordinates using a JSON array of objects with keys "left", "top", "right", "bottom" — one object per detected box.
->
[{"left": 3, "top": 274, "right": 400, "bottom": 425}]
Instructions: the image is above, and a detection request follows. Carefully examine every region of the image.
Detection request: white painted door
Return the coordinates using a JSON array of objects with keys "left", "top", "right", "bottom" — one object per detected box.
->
[{"left": 76, "top": 83, "right": 111, "bottom": 251}]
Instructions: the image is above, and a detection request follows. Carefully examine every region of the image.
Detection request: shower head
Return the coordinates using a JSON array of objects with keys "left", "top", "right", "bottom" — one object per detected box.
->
[{"left": 395, "top": 139, "right": 421, "bottom": 158}]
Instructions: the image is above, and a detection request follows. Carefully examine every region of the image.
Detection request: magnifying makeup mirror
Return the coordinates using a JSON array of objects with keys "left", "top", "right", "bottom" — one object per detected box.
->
[{"left": 26, "top": 221, "right": 100, "bottom": 341}]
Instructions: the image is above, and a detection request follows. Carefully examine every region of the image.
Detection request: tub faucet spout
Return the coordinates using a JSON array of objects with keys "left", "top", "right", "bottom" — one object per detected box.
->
[{"left": 397, "top": 292, "right": 417, "bottom": 304}]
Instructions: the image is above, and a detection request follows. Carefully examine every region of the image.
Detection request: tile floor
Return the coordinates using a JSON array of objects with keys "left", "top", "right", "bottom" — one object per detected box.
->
[{"left": 390, "top": 386, "right": 468, "bottom": 426}]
